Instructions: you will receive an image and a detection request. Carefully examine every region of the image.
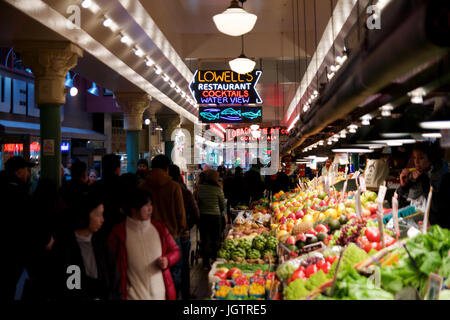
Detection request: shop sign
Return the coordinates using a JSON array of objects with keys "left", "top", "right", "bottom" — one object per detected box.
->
[
  {"left": 190, "top": 70, "right": 262, "bottom": 105},
  {"left": 0, "top": 73, "right": 39, "bottom": 117},
  {"left": 226, "top": 127, "right": 289, "bottom": 142},
  {"left": 61, "top": 141, "right": 70, "bottom": 152},
  {"left": 3, "top": 143, "right": 24, "bottom": 152},
  {"left": 199, "top": 106, "right": 262, "bottom": 124}
]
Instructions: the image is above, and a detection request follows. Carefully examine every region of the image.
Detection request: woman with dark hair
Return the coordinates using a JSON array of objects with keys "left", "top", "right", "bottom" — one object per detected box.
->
[
  {"left": 108, "top": 189, "right": 180, "bottom": 300},
  {"left": 397, "top": 142, "right": 450, "bottom": 228},
  {"left": 197, "top": 170, "right": 225, "bottom": 269},
  {"left": 50, "top": 193, "right": 121, "bottom": 300}
]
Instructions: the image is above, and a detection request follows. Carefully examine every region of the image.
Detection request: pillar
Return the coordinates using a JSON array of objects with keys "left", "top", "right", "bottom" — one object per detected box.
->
[
  {"left": 15, "top": 41, "right": 83, "bottom": 187},
  {"left": 114, "top": 92, "right": 151, "bottom": 173}
]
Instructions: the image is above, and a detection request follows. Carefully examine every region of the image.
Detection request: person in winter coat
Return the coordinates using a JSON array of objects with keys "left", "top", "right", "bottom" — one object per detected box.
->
[
  {"left": 136, "top": 158, "right": 149, "bottom": 183},
  {"left": 0, "top": 156, "right": 35, "bottom": 300},
  {"left": 50, "top": 193, "right": 121, "bottom": 300},
  {"left": 197, "top": 170, "right": 226, "bottom": 269},
  {"left": 59, "top": 160, "right": 89, "bottom": 210},
  {"left": 169, "top": 164, "right": 200, "bottom": 300},
  {"left": 108, "top": 189, "right": 180, "bottom": 300},
  {"left": 140, "top": 154, "right": 186, "bottom": 295}
]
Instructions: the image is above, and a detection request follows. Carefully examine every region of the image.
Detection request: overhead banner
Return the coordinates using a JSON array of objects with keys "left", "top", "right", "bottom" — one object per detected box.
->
[
  {"left": 190, "top": 70, "right": 263, "bottom": 105},
  {"left": 199, "top": 106, "right": 262, "bottom": 124}
]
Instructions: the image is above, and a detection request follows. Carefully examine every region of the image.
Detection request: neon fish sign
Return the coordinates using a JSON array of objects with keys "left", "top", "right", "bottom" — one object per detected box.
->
[{"left": 199, "top": 106, "right": 262, "bottom": 124}]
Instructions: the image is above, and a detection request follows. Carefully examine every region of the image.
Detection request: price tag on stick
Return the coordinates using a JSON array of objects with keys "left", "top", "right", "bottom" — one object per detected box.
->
[
  {"left": 377, "top": 199, "right": 385, "bottom": 248},
  {"left": 355, "top": 188, "right": 362, "bottom": 218},
  {"left": 359, "top": 176, "right": 367, "bottom": 193},
  {"left": 392, "top": 193, "right": 400, "bottom": 240},
  {"left": 423, "top": 187, "right": 433, "bottom": 234}
]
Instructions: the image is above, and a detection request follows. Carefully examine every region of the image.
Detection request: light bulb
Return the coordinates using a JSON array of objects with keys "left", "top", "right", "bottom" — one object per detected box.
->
[
  {"left": 70, "top": 87, "right": 78, "bottom": 96},
  {"left": 169, "top": 80, "right": 176, "bottom": 88},
  {"left": 175, "top": 87, "right": 181, "bottom": 93},
  {"left": 144, "top": 119, "right": 150, "bottom": 125},
  {"left": 81, "top": 0, "right": 92, "bottom": 9},
  {"left": 120, "top": 34, "right": 130, "bottom": 44},
  {"left": 133, "top": 48, "right": 144, "bottom": 57},
  {"left": 145, "top": 57, "right": 154, "bottom": 67},
  {"left": 154, "top": 65, "right": 162, "bottom": 74},
  {"left": 103, "top": 18, "right": 112, "bottom": 28}
]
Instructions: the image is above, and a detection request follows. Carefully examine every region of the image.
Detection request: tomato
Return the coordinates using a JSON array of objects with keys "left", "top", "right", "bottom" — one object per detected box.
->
[
  {"left": 315, "top": 224, "right": 329, "bottom": 233},
  {"left": 316, "top": 260, "right": 325, "bottom": 268},
  {"left": 305, "top": 264, "right": 318, "bottom": 278},
  {"left": 325, "top": 256, "right": 337, "bottom": 264},
  {"left": 289, "top": 268, "right": 306, "bottom": 284},
  {"left": 365, "top": 226, "right": 381, "bottom": 243},
  {"left": 321, "top": 262, "right": 331, "bottom": 274}
]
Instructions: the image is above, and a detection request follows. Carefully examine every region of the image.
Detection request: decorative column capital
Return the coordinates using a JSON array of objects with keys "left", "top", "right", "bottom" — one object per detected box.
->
[
  {"left": 14, "top": 41, "right": 83, "bottom": 105},
  {"left": 158, "top": 114, "right": 181, "bottom": 141},
  {"left": 114, "top": 92, "right": 152, "bottom": 131}
]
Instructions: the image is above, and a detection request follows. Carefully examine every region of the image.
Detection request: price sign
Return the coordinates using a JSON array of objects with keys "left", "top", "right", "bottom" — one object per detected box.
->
[
  {"left": 377, "top": 199, "right": 385, "bottom": 248},
  {"left": 342, "top": 179, "right": 348, "bottom": 201},
  {"left": 355, "top": 189, "right": 362, "bottom": 218},
  {"left": 392, "top": 193, "right": 400, "bottom": 239},
  {"left": 423, "top": 187, "right": 433, "bottom": 234},
  {"left": 424, "top": 273, "right": 443, "bottom": 300},
  {"left": 377, "top": 184, "right": 387, "bottom": 203},
  {"left": 359, "top": 176, "right": 367, "bottom": 193}
]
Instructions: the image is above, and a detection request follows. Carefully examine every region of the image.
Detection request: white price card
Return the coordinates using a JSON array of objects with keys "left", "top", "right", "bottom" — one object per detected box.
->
[
  {"left": 423, "top": 187, "right": 433, "bottom": 234},
  {"left": 342, "top": 179, "right": 348, "bottom": 201},
  {"left": 359, "top": 176, "right": 367, "bottom": 193},
  {"left": 377, "top": 199, "right": 385, "bottom": 248},
  {"left": 355, "top": 189, "right": 362, "bottom": 218},
  {"left": 377, "top": 185, "right": 387, "bottom": 203},
  {"left": 392, "top": 193, "right": 400, "bottom": 239}
]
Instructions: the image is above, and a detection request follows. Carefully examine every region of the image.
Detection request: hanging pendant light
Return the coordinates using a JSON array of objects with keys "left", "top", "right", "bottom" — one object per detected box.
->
[
  {"left": 229, "top": 35, "right": 255, "bottom": 74},
  {"left": 213, "top": 0, "right": 257, "bottom": 37},
  {"left": 88, "top": 82, "right": 99, "bottom": 96}
]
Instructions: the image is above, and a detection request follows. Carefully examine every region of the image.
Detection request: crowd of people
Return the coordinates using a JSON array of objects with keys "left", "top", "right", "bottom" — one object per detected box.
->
[{"left": 0, "top": 141, "right": 448, "bottom": 301}]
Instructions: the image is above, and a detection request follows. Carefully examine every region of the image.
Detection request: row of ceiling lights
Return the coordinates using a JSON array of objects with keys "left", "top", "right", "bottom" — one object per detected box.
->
[{"left": 80, "top": 0, "right": 198, "bottom": 108}]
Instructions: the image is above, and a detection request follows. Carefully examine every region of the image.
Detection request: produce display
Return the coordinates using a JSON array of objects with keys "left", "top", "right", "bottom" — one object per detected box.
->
[{"left": 209, "top": 180, "right": 450, "bottom": 300}]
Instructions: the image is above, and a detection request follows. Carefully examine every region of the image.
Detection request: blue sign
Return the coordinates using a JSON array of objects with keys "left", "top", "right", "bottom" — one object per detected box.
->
[
  {"left": 199, "top": 106, "right": 262, "bottom": 124},
  {"left": 61, "top": 142, "right": 70, "bottom": 152}
]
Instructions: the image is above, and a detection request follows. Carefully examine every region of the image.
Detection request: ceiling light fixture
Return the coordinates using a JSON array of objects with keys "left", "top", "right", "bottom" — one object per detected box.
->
[
  {"left": 162, "top": 74, "right": 170, "bottom": 82},
  {"left": 133, "top": 47, "right": 144, "bottom": 57},
  {"left": 70, "top": 87, "right": 78, "bottom": 97},
  {"left": 154, "top": 65, "right": 162, "bottom": 74},
  {"left": 144, "top": 119, "right": 150, "bottom": 125},
  {"left": 145, "top": 57, "right": 154, "bottom": 67},
  {"left": 332, "top": 148, "right": 374, "bottom": 154},
  {"left": 361, "top": 114, "right": 372, "bottom": 126},
  {"left": 408, "top": 87, "right": 426, "bottom": 104},
  {"left": 422, "top": 132, "right": 442, "bottom": 139},
  {"left": 87, "top": 82, "right": 99, "bottom": 96},
  {"left": 169, "top": 80, "right": 176, "bottom": 88},
  {"left": 380, "top": 104, "right": 394, "bottom": 117},
  {"left": 213, "top": 0, "right": 257, "bottom": 37},
  {"left": 348, "top": 124, "right": 358, "bottom": 133},
  {"left": 103, "top": 17, "right": 112, "bottom": 28},
  {"left": 175, "top": 87, "right": 181, "bottom": 93},
  {"left": 81, "top": 0, "right": 92, "bottom": 9},
  {"left": 229, "top": 35, "right": 255, "bottom": 74},
  {"left": 120, "top": 34, "right": 130, "bottom": 44}
]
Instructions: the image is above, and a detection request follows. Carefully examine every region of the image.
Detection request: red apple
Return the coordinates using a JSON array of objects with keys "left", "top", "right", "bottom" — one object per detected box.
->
[
  {"left": 287, "top": 213, "right": 296, "bottom": 220},
  {"left": 280, "top": 217, "right": 287, "bottom": 224},
  {"left": 295, "top": 233, "right": 307, "bottom": 242},
  {"left": 286, "top": 236, "right": 296, "bottom": 245},
  {"left": 295, "top": 210, "right": 304, "bottom": 220}
]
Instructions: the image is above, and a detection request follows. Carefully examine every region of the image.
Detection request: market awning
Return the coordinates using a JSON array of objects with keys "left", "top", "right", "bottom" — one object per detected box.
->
[{"left": 0, "top": 120, "right": 105, "bottom": 141}]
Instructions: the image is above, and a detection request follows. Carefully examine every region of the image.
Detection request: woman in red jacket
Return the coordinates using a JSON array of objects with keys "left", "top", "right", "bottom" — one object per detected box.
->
[{"left": 108, "top": 188, "right": 180, "bottom": 300}]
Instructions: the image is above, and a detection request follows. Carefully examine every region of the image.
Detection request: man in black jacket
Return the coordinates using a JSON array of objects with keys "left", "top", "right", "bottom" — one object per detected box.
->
[{"left": 0, "top": 156, "right": 35, "bottom": 300}]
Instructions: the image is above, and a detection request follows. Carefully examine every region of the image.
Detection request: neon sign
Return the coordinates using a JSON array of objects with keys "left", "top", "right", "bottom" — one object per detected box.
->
[
  {"left": 226, "top": 127, "right": 289, "bottom": 142},
  {"left": 190, "top": 70, "right": 263, "bottom": 105},
  {"left": 3, "top": 144, "right": 23, "bottom": 152},
  {"left": 199, "top": 106, "right": 262, "bottom": 124}
]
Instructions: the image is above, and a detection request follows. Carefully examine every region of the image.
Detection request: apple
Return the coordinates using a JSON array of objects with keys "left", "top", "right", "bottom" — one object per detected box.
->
[
  {"left": 366, "top": 203, "right": 378, "bottom": 215},
  {"left": 295, "top": 233, "right": 307, "bottom": 242},
  {"left": 274, "top": 209, "right": 280, "bottom": 215},
  {"left": 286, "top": 236, "right": 296, "bottom": 245},
  {"left": 287, "top": 213, "right": 296, "bottom": 220},
  {"left": 280, "top": 217, "right": 287, "bottom": 224},
  {"left": 319, "top": 200, "right": 326, "bottom": 207},
  {"left": 280, "top": 206, "right": 286, "bottom": 212}
]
